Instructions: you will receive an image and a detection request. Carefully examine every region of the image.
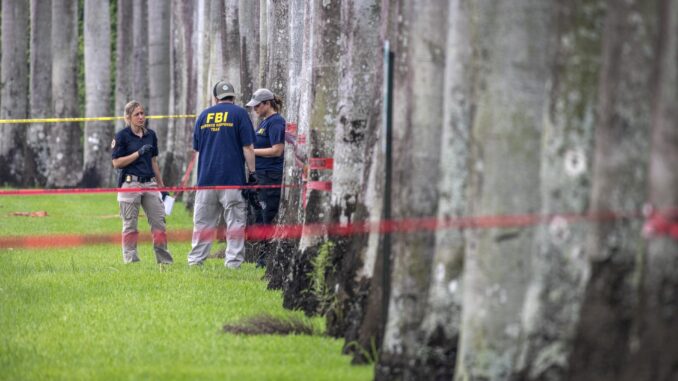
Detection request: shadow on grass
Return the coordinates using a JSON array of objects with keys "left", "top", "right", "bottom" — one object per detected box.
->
[{"left": 223, "top": 313, "right": 318, "bottom": 336}]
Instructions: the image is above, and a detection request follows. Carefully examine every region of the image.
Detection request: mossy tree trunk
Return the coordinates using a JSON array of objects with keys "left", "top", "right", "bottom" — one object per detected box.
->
[
  {"left": 223, "top": 0, "right": 242, "bottom": 99},
  {"left": 282, "top": 0, "right": 341, "bottom": 315},
  {"left": 375, "top": 0, "right": 449, "bottom": 379},
  {"left": 263, "top": 0, "right": 289, "bottom": 97},
  {"left": 131, "top": 1, "right": 148, "bottom": 104},
  {"left": 413, "top": 0, "right": 473, "bottom": 378},
  {"left": 148, "top": 0, "right": 171, "bottom": 155},
  {"left": 454, "top": 1, "right": 555, "bottom": 379},
  {"left": 323, "top": 0, "right": 382, "bottom": 342},
  {"left": 620, "top": 2, "right": 678, "bottom": 379},
  {"left": 567, "top": 0, "right": 660, "bottom": 379},
  {"left": 114, "top": 0, "right": 133, "bottom": 132},
  {"left": 26, "top": 0, "right": 52, "bottom": 187},
  {"left": 165, "top": 0, "right": 197, "bottom": 189},
  {"left": 48, "top": 0, "right": 82, "bottom": 187},
  {"left": 0, "top": 0, "right": 29, "bottom": 185},
  {"left": 83, "top": 0, "right": 113, "bottom": 187},
  {"left": 266, "top": 0, "right": 306, "bottom": 290},
  {"left": 516, "top": 1, "right": 604, "bottom": 379},
  {"left": 238, "top": 0, "right": 259, "bottom": 104}
]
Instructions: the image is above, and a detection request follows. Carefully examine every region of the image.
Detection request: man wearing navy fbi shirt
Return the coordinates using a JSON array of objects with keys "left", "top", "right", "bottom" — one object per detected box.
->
[{"left": 187, "top": 80, "right": 256, "bottom": 269}]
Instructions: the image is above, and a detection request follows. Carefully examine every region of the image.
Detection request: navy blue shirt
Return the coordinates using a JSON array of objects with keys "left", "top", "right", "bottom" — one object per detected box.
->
[
  {"left": 111, "top": 127, "right": 158, "bottom": 178},
  {"left": 193, "top": 102, "right": 254, "bottom": 186},
  {"left": 254, "top": 113, "right": 285, "bottom": 173}
]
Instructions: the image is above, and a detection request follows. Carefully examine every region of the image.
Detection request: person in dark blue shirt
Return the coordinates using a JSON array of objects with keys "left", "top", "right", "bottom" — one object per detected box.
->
[
  {"left": 187, "top": 80, "right": 257, "bottom": 268},
  {"left": 111, "top": 100, "right": 173, "bottom": 264},
  {"left": 246, "top": 88, "right": 286, "bottom": 267}
]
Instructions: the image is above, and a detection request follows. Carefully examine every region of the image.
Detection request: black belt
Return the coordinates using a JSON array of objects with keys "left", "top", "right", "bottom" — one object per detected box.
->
[{"left": 125, "top": 175, "right": 156, "bottom": 183}]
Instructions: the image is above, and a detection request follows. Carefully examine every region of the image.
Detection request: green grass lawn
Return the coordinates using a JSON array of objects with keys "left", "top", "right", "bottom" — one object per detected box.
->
[{"left": 0, "top": 193, "right": 373, "bottom": 380}]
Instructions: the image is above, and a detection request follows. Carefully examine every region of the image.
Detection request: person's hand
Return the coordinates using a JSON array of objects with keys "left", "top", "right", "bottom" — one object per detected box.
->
[
  {"left": 137, "top": 144, "right": 153, "bottom": 156},
  {"left": 247, "top": 172, "right": 258, "bottom": 185},
  {"left": 161, "top": 191, "right": 170, "bottom": 200}
]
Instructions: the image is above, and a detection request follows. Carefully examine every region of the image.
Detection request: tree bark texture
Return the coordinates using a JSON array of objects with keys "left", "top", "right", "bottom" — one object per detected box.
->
[
  {"left": 620, "top": 2, "right": 678, "bottom": 379},
  {"left": 323, "top": 0, "right": 382, "bottom": 343},
  {"left": 83, "top": 0, "right": 113, "bottom": 187},
  {"left": 455, "top": 1, "right": 555, "bottom": 380},
  {"left": 164, "top": 0, "right": 196, "bottom": 188},
  {"left": 567, "top": 0, "right": 659, "bottom": 379},
  {"left": 223, "top": 0, "right": 242, "bottom": 98},
  {"left": 148, "top": 0, "right": 171, "bottom": 153},
  {"left": 515, "top": 1, "right": 604, "bottom": 380},
  {"left": 264, "top": 0, "right": 289, "bottom": 96},
  {"left": 115, "top": 0, "right": 133, "bottom": 132},
  {"left": 132, "top": 0, "right": 148, "bottom": 104},
  {"left": 340, "top": 0, "right": 402, "bottom": 364},
  {"left": 265, "top": 0, "right": 306, "bottom": 290},
  {"left": 195, "top": 0, "right": 213, "bottom": 111},
  {"left": 210, "top": 0, "right": 227, "bottom": 84},
  {"left": 26, "top": 0, "right": 52, "bottom": 187},
  {"left": 413, "top": 0, "right": 473, "bottom": 378},
  {"left": 48, "top": 0, "right": 81, "bottom": 187},
  {"left": 375, "top": 0, "right": 448, "bottom": 379},
  {"left": 567, "top": 0, "right": 660, "bottom": 380},
  {"left": 281, "top": 0, "right": 341, "bottom": 316},
  {"left": 238, "top": 0, "right": 259, "bottom": 104},
  {"left": 258, "top": 0, "right": 268, "bottom": 87},
  {"left": 0, "top": 0, "right": 29, "bottom": 185}
]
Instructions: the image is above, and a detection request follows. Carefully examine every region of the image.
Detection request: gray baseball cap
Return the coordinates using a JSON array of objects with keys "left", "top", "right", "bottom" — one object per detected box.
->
[
  {"left": 213, "top": 80, "right": 236, "bottom": 100},
  {"left": 246, "top": 88, "right": 275, "bottom": 107}
]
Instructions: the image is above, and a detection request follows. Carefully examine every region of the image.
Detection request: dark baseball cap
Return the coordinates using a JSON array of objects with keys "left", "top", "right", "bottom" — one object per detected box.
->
[{"left": 213, "top": 80, "right": 236, "bottom": 100}]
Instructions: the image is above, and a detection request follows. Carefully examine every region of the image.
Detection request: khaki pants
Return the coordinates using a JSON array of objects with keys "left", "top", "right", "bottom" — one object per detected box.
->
[
  {"left": 118, "top": 181, "right": 173, "bottom": 264},
  {"left": 187, "top": 189, "right": 246, "bottom": 268}
]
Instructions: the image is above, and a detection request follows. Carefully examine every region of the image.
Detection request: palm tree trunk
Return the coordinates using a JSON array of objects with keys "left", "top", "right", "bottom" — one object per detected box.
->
[
  {"left": 265, "top": 0, "right": 306, "bottom": 290},
  {"left": 83, "top": 0, "right": 113, "bottom": 187},
  {"left": 238, "top": 0, "right": 259, "bottom": 103},
  {"left": 620, "top": 2, "right": 678, "bottom": 379},
  {"left": 375, "top": 0, "right": 449, "bottom": 379},
  {"left": 264, "top": 0, "right": 289, "bottom": 96},
  {"left": 281, "top": 0, "right": 342, "bottom": 315},
  {"left": 0, "top": 0, "right": 29, "bottom": 185},
  {"left": 223, "top": 0, "right": 241, "bottom": 97},
  {"left": 516, "top": 0, "right": 605, "bottom": 379},
  {"left": 568, "top": 0, "right": 659, "bottom": 379},
  {"left": 115, "top": 0, "right": 133, "bottom": 132},
  {"left": 26, "top": 0, "right": 52, "bottom": 187},
  {"left": 455, "top": 1, "right": 555, "bottom": 379},
  {"left": 324, "top": 0, "right": 382, "bottom": 342},
  {"left": 414, "top": 0, "right": 473, "bottom": 378},
  {"left": 148, "top": 0, "right": 171, "bottom": 153},
  {"left": 48, "top": 0, "right": 81, "bottom": 187},
  {"left": 132, "top": 0, "right": 148, "bottom": 103},
  {"left": 165, "top": 0, "right": 197, "bottom": 188}
]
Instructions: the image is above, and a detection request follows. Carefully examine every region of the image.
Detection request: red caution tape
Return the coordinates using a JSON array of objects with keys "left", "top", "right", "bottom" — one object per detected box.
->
[
  {"left": 0, "top": 211, "right": 644, "bottom": 250},
  {"left": 0, "top": 184, "right": 293, "bottom": 197},
  {"left": 643, "top": 206, "right": 678, "bottom": 240},
  {"left": 306, "top": 181, "right": 332, "bottom": 192},
  {"left": 286, "top": 122, "right": 298, "bottom": 134},
  {"left": 309, "top": 158, "right": 333, "bottom": 170}
]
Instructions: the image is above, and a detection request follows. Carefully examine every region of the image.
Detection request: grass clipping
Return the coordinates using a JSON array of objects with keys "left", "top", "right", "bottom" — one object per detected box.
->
[{"left": 223, "top": 313, "right": 317, "bottom": 336}]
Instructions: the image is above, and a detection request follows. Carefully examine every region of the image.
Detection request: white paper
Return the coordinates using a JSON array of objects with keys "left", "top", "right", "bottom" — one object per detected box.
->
[{"left": 163, "top": 195, "right": 175, "bottom": 216}]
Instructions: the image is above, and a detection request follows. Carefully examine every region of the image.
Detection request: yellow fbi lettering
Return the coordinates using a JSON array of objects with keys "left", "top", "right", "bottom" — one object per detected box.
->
[{"left": 202, "top": 112, "right": 234, "bottom": 131}]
